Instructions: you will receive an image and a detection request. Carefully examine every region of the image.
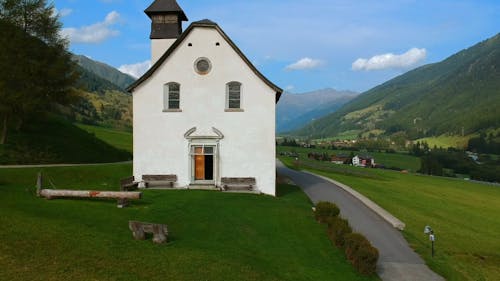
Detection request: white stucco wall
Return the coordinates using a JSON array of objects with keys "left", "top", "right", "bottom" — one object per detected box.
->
[
  {"left": 151, "top": 38, "right": 176, "bottom": 64},
  {"left": 133, "top": 27, "right": 277, "bottom": 196}
]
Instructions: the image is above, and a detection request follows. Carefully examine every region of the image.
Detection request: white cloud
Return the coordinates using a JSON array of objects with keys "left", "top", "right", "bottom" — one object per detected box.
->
[
  {"left": 352, "top": 48, "right": 427, "bottom": 71},
  {"left": 53, "top": 8, "right": 72, "bottom": 17},
  {"left": 105, "top": 11, "right": 120, "bottom": 24},
  {"left": 118, "top": 60, "right": 151, "bottom": 78},
  {"left": 61, "top": 11, "right": 121, "bottom": 44},
  {"left": 286, "top": 57, "right": 325, "bottom": 71},
  {"left": 285, "top": 85, "right": 295, "bottom": 91},
  {"left": 59, "top": 8, "right": 73, "bottom": 17}
]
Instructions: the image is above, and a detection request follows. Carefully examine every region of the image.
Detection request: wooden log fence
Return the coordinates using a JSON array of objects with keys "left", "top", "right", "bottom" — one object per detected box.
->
[{"left": 36, "top": 172, "right": 142, "bottom": 207}]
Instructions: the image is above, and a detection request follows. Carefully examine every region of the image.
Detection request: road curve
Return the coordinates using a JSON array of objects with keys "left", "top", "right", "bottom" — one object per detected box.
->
[{"left": 277, "top": 160, "right": 444, "bottom": 281}]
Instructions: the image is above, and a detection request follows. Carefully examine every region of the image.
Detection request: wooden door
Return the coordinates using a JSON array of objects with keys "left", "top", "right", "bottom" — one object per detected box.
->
[{"left": 194, "top": 147, "right": 205, "bottom": 180}]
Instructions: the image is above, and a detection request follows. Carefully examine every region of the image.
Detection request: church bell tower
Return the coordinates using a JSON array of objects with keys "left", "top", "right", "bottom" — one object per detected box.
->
[{"left": 145, "top": 0, "right": 188, "bottom": 64}]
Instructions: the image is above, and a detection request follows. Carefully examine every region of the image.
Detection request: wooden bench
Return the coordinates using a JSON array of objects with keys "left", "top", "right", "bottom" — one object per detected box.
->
[
  {"left": 142, "top": 175, "right": 177, "bottom": 188},
  {"left": 221, "top": 177, "right": 256, "bottom": 191},
  {"left": 120, "top": 176, "right": 139, "bottom": 191},
  {"left": 129, "top": 221, "right": 168, "bottom": 244},
  {"left": 117, "top": 176, "right": 139, "bottom": 208}
]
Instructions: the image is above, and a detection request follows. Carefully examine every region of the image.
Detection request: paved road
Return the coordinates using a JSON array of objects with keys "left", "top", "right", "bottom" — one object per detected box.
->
[{"left": 277, "top": 161, "right": 444, "bottom": 281}]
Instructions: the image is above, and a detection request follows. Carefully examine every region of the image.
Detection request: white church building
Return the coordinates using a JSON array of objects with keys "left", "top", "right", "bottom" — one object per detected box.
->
[{"left": 127, "top": 0, "right": 282, "bottom": 196}]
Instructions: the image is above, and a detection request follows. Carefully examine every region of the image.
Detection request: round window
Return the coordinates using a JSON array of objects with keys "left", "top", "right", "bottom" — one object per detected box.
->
[{"left": 194, "top": 57, "right": 212, "bottom": 75}]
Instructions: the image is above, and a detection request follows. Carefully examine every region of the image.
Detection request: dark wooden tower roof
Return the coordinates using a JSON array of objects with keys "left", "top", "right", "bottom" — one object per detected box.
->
[
  {"left": 144, "top": 0, "right": 188, "bottom": 21},
  {"left": 145, "top": 0, "right": 188, "bottom": 39}
]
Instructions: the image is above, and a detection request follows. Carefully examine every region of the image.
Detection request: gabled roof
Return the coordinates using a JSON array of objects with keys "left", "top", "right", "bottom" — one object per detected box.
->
[
  {"left": 127, "top": 19, "right": 283, "bottom": 103},
  {"left": 145, "top": 0, "right": 188, "bottom": 21}
]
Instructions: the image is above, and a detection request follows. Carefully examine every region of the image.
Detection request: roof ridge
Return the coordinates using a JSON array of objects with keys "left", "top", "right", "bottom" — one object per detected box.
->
[
  {"left": 127, "top": 21, "right": 282, "bottom": 102},
  {"left": 192, "top": 19, "right": 217, "bottom": 25}
]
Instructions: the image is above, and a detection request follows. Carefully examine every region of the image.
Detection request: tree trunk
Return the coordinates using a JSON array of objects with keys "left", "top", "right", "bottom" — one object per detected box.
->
[
  {"left": 15, "top": 117, "right": 23, "bottom": 131},
  {"left": 39, "top": 189, "right": 142, "bottom": 200},
  {"left": 1, "top": 114, "right": 8, "bottom": 145}
]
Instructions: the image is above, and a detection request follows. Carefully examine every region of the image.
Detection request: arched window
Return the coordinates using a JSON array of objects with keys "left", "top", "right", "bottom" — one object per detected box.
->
[
  {"left": 163, "top": 82, "right": 180, "bottom": 111},
  {"left": 226, "top": 82, "right": 241, "bottom": 110}
]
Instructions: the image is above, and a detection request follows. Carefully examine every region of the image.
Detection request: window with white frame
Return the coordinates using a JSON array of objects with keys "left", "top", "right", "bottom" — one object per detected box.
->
[
  {"left": 226, "top": 81, "right": 241, "bottom": 110},
  {"left": 163, "top": 82, "right": 180, "bottom": 111}
]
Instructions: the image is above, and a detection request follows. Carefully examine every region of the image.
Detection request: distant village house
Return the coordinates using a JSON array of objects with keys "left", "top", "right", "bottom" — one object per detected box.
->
[
  {"left": 331, "top": 154, "right": 350, "bottom": 164},
  {"left": 352, "top": 155, "right": 375, "bottom": 167}
]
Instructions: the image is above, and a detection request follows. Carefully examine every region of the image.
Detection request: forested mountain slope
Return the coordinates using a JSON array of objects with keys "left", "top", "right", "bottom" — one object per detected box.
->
[
  {"left": 73, "top": 54, "right": 135, "bottom": 90},
  {"left": 294, "top": 33, "right": 500, "bottom": 139}
]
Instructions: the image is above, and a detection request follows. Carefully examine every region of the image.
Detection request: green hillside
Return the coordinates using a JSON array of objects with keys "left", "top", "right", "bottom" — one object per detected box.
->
[
  {"left": 71, "top": 89, "right": 133, "bottom": 130},
  {"left": 1, "top": 65, "right": 135, "bottom": 164},
  {"left": 76, "top": 123, "right": 132, "bottom": 153},
  {"left": 64, "top": 56, "right": 134, "bottom": 131},
  {"left": 73, "top": 54, "right": 136, "bottom": 90},
  {"left": 0, "top": 115, "right": 131, "bottom": 164},
  {"left": 294, "top": 33, "right": 500, "bottom": 139}
]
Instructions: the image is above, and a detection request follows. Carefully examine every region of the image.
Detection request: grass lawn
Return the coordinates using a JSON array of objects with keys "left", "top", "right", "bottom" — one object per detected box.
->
[
  {"left": 279, "top": 153, "right": 500, "bottom": 281},
  {"left": 0, "top": 163, "right": 377, "bottom": 281},
  {"left": 278, "top": 145, "right": 420, "bottom": 172},
  {"left": 76, "top": 123, "right": 133, "bottom": 153}
]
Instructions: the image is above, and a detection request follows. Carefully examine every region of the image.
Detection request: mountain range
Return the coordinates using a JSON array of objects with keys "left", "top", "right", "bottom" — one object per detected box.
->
[
  {"left": 73, "top": 54, "right": 135, "bottom": 91},
  {"left": 293, "top": 33, "right": 500, "bottom": 139},
  {"left": 277, "top": 89, "right": 358, "bottom": 133}
]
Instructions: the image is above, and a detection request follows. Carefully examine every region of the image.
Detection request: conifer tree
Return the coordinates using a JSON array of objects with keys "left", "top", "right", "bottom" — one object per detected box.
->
[{"left": 0, "top": 0, "right": 78, "bottom": 144}]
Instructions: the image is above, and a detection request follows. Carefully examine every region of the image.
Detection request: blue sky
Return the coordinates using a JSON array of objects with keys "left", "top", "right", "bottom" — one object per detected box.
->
[{"left": 54, "top": 0, "right": 500, "bottom": 93}]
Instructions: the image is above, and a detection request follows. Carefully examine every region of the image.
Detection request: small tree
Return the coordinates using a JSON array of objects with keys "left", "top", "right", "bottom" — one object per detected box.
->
[
  {"left": 0, "top": 0, "right": 61, "bottom": 44},
  {"left": 419, "top": 154, "right": 443, "bottom": 176}
]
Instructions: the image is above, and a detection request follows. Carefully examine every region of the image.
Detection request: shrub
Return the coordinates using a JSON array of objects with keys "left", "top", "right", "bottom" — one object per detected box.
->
[
  {"left": 344, "top": 233, "right": 368, "bottom": 261},
  {"left": 315, "top": 201, "right": 340, "bottom": 223},
  {"left": 326, "top": 216, "right": 352, "bottom": 248},
  {"left": 344, "top": 233, "right": 379, "bottom": 275},
  {"left": 313, "top": 203, "right": 378, "bottom": 276},
  {"left": 353, "top": 245, "right": 379, "bottom": 275}
]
